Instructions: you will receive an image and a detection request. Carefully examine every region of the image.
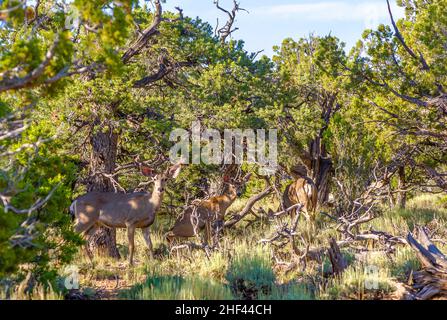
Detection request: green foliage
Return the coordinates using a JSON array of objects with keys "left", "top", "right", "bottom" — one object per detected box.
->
[
  {"left": 1, "top": 0, "right": 447, "bottom": 301},
  {"left": 120, "top": 275, "right": 233, "bottom": 300},
  {"left": 347, "top": 0, "right": 447, "bottom": 190},
  {"left": 0, "top": 143, "right": 82, "bottom": 283}
]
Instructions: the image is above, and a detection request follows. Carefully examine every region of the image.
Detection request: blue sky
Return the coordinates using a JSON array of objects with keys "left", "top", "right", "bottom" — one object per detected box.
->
[{"left": 163, "top": 0, "right": 405, "bottom": 57}]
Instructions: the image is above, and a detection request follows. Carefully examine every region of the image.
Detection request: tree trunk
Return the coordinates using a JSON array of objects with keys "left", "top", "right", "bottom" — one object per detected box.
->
[
  {"left": 328, "top": 238, "right": 347, "bottom": 275},
  {"left": 396, "top": 165, "right": 407, "bottom": 209},
  {"left": 86, "top": 128, "right": 121, "bottom": 259},
  {"left": 308, "top": 136, "right": 333, "bottom": 205}
]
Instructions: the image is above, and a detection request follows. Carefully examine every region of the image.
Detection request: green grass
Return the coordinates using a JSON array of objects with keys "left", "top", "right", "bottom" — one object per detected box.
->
[
  {"left": 225, "top": 243, "right": 275, "bottom": 299},
  {"left": 318, "top": 263, "right": 396, "bottom": 300},
  {"left": 0, "top": 281, "right": 63, "bottom": 300},
  {"left": 7, "top": 193, "right": 442, "bottom": 300},
  {"left": 258, "top": 282, "right": 313, "bottom": 300},
  {"left": 120, "top": 274, "right": 233, "bottom": 300}
]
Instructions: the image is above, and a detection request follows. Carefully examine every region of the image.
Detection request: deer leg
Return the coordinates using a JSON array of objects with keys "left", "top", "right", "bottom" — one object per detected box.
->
[
  {"left": 212, "top": 220, "right": 224, "bottom": 248},
  {"left": 75, "top": 221, "right": 97, "bottom": 263},
  {"left": 290, "top": 207, "right": 297, "bottom": 221},
  {"left": 127, "top": 225, "right": 136, "bottom": 266},
  {"left": 83, "top": 227, "right": 96, "bottom": 263},
  {"left": 302, "top": 206, "right": 311, "bottom": 221},
  {"left": 142, "top": 227, "right": 154, "bottom": 259},
  {"left": 204, "top": 220, "right": 212, "bottom": 247}
]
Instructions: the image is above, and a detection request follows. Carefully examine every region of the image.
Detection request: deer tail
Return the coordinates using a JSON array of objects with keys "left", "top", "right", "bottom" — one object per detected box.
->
[{"left": 69, "top": 200, "right": 77, "bottom": 221}]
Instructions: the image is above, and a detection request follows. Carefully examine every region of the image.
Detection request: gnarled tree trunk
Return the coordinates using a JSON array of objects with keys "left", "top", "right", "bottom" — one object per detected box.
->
[
  {"left": 309, "top": 136, "right": 332, "bottom": 205},
  {"left": 86, "top": 128, "right": 121, "bottom": 259},
  {"left": 299, "top": 94, "right": 338, "bottom": 207}
]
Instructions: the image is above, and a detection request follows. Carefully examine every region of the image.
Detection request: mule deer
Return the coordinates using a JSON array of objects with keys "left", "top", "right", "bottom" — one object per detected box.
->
[
  {"left": 71, "top": 162, "right": 182, "bottom": 265},
  {"left": 272, "top": 165, "right": 318, "bottom": 221},
  {"left": 166, "top": 173, "right": 251, "bottom": 246}
]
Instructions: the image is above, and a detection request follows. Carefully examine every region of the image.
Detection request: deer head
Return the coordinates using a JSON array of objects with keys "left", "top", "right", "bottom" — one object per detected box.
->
[
  {"left": 223, "top": 173, "right": 251, "bottom": 197},
  {"left": 140, "top": 163, "right": 182, "bottom": 194}
]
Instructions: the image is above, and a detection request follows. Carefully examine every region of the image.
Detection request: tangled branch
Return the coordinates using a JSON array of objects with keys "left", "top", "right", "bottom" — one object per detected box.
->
[{"left": 214, "top": 0, "right": 248, "bottom": 43}]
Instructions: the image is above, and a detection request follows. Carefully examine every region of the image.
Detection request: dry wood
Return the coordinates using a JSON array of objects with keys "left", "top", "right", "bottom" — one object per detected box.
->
[
  {"left": 407, "top": 227, "right": 447, "bottom": 300},
  {"left": 214, "top": 0, "right": 247, "bottom": 43},
  {"left": 224, "top": 186, "right": 273, "bottom": 228},
  {"left": 121, "top": 0, "right": 162, "bottom": 63},
  {"left": 328, "top": 237, "right": 348, "bottom": 275},
  {"left": 259, "top": 204, "right": 304, "bottom": 245}
]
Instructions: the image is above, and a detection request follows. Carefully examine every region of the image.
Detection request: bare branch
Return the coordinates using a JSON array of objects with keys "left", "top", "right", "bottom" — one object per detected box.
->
[
  {"left": 0, "top": 136, "right": 54, "bottom": 157},
  {"left": 122, "top": 0, "right": 163, "bottom": 63},
  {"left": 133, "top": 60, "right": 195, "bottom": 88},
  {"left": 224, "top": 186, "right": 272, "bottom": 228},
  {"left": 1, "top": 183, "right": 61, "bottom": 215},
  {"left": 214, "top": 0, "right": 248, "bottom": 43}
]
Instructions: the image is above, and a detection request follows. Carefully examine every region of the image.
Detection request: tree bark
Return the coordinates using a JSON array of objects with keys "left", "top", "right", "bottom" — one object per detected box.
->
[
  {"left": 307, "top": 136, "right": 332, "bottom": 205},
  {"left": 86, "top": 128, "right": 121, "bottom": 259},
  {"left": 328, "top": 237, "right": 347, "bottom": 275}
]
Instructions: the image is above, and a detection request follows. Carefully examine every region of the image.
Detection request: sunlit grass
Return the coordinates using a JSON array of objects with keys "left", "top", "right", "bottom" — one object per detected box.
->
[
  {"left": 26, "top": 193, "right": 445, "bottom": 300},
  {"left": 120, "top": 274, "right": 233, "bottom": 300},
  {"left": 318, "top": 263, "right": 395, "bottom": 300},
  {"left": 0, "top": 281, "right": 63, "bottom": 300},
  {"left": 226, "top": 243, "right": 275, "bottom": 299}
]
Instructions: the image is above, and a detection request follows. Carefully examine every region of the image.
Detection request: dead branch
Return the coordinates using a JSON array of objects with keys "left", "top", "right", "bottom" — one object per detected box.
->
[
  {"left": 170, "top": 242, "right": 212, "bottom": 259},
  {"left": 407, "top": 227, "right": 447, "bottom": 300},
  {"left": 386, "top": 0, "right": 430, "bottom": 71},
  {"left": 1, "top": 183, "right": 61, "bottom": 215},
  {"left": 0, "top": 136, "right": 54, "bottom": 157},
  {"left": 421, "top": 164, "right": 447, "bottom": 191},
  {"left": 122, "top": 0, "right": 162, "bottom": 63},
  {"left": 133, "top": 60, "right": 195, "bottom": 88},
  {"left": 214, "top": 0, "right": 248, "bottom": 43},
  {"left": 328, "top": 237, "right": 347, "bottom": 275},
  {"left": 9, "top": 217, "right": 39, "bottom": 248},
  {"left": 271, "top": 203, "right": 304, "bottom": 218},
  {"left": 259, "top": 204, "right": 303, "bottom": 245},
  {"left": 224, "top": 186, "right": 272, "bottom": 228}
]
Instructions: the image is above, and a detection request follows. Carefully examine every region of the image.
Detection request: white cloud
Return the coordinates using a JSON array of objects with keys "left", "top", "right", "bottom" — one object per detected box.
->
[{"left": 253, "top": 1, "right": 404, "bottom": 28}]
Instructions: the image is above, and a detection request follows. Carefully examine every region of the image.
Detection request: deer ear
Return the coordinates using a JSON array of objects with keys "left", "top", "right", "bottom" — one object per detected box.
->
[
  {"left": 141, "top": 166, "right": 155, "bottom": 177},
  {"left": 167, "top": 164, "right": 182, "bottom": 179}
]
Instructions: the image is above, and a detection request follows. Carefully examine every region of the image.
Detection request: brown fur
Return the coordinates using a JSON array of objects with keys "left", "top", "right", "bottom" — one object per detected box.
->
[
  {"left": 71, "top": 164, "right": 181, "bottom": 265},
  {"left": 280, "top": 177, "right": 318, "bottom": 220},
  {"left": 166, "top": 175, "right": 250, "bottom": 245}
]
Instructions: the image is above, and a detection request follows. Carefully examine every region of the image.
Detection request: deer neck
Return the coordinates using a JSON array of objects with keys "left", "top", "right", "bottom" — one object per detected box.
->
[
  {"left": 150, "top": 190, "right": 164, "bottom": 212},
  {"left": 220, "top": 189, "right": 237, "bottom": 210}
]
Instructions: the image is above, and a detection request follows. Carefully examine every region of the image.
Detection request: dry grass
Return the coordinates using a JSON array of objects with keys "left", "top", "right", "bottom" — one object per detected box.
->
[
  {"left": 3, "top": 193, "right": 445, "bottom": 300},
  {"left": 71, "top": 194, "right": 446, "bottom": 300},
  {"left": 0, "top": 281, "right": 62, "bottom": 300}
]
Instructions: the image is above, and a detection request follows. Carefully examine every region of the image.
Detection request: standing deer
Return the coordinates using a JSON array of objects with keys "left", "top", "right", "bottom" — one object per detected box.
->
[
  {"left": 166, "top": 173, "right": 251, "bottom": 246},
  {"left": 272, "top": 165, "right": 318, "bottom": 221},
  {"left": 71, "top": 162, "right": 182, "bottom": 265}
]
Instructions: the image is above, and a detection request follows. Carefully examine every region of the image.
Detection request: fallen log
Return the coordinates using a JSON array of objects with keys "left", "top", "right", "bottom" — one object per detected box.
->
[{"left": 407, "top": 227, "right": 447, "bottom": 300}]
